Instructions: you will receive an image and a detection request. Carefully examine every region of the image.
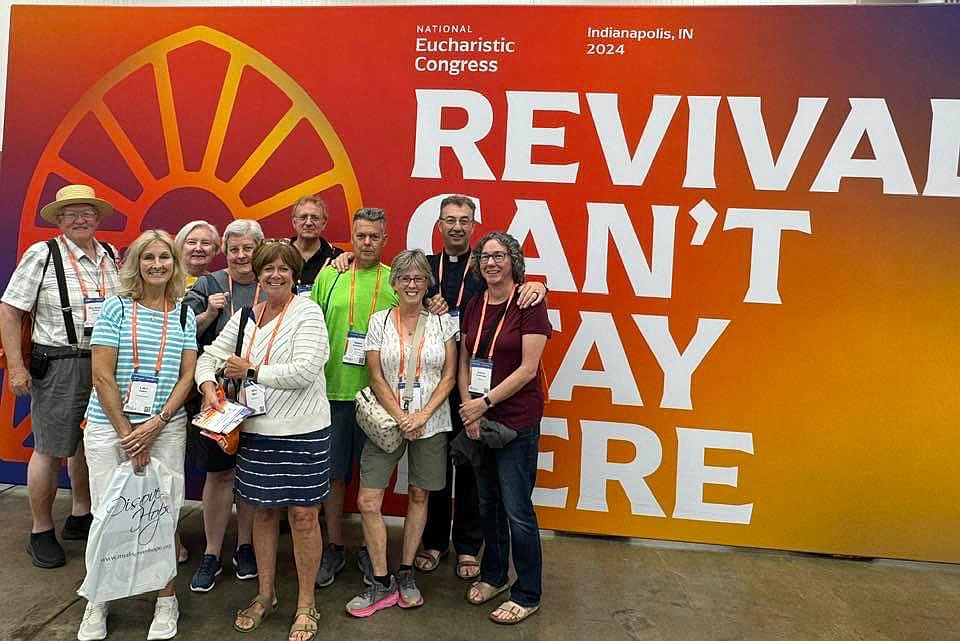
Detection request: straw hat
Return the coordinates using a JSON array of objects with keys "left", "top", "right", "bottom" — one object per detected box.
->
[{"left": 39, "top": 184, "right": 113, "bottom": 224}]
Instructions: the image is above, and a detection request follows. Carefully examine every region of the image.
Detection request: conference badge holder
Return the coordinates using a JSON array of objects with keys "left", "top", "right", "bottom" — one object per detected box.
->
[
  {"left": 468, "top": 358, "right": 493, "bottom": 396},
  {"left": 83, "top": 296, "right": 105, "bottom": 336},
  {"left": 449, "top": 308, "right": 460, "bottom": 341},
  {"left": 398, "top": 381, "right": 423, "bottom": 413},
  {"left": 239, "top": 379, "right": 267, "bottom": 416},
  {"left": 123, "top": 373, "right": 159, "bottom": 415},
  {"left": 343, "top": 330, "right": 367, "bottom": 365}
]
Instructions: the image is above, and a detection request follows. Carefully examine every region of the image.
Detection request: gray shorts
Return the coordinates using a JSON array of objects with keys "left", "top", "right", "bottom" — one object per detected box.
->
[
  {"left": 329, "top": 400, "right": 365, "bottom": 483},
  {"left": 30, "top": 350, "right": 92, "bottom": 458},
  {"left": 360, "top": 431, "right": 448, "bottom": 491}
]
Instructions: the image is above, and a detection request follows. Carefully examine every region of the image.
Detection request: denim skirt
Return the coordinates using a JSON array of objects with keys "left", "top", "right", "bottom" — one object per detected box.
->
[{"left": 234, "top": 428, "right": 331, "bottom": 507}]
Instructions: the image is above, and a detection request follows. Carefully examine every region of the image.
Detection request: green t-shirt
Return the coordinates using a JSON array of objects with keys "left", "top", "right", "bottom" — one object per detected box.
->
[{"left": 311, "top": 263, "right": 398, "bottom": 400}]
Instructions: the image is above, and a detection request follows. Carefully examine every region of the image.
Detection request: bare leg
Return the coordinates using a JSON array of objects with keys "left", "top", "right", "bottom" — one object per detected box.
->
[
  {"left": 324, "top": 479, "right": 345, "bottom": 546},
  {"left": 401, "top": 486, "right": 430, "bottom": 566},
  {"left": 357, "top": 487, "right": 387, "bottom": 575},
  {"left": 235, "top": 506, "right": 278, "bottom": 632},
  {"left": 158, "top": 579, "right": 176, "bottom": 598},
  {"left": 27, "top": 452, "right": 60, "bottom": 532},
  {"left": 289, "top": 505, "right": 321, "bottom": 640},
  {"left": 67, "top": 443, "right": 91, "bottom": 516},
  {"left": 236, "top": 500, "right": 254, "bottom": 547},
  {"left": 201, "top": 469, "right": 235, "bottom": 557}
]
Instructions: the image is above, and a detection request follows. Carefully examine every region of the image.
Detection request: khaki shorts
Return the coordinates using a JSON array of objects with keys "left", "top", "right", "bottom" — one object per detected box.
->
[{"left": 360, "top": 431, "right": 447, "bottom": 491}]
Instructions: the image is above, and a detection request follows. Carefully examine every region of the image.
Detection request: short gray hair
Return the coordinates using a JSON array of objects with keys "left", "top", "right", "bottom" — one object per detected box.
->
[
  {"left": 353, "top": 207, "right": 386, "bottom": 230},
  {"left": 222, "top": 219, "right": 264, "bottom": 250},
  {"left": 174, "top": 220, "right": 220, "bottom": 253},
  {"left": 472, "top": 232, "right": 525, "bottom": 285},
  {"left": 389, "top": 249, "right": 435, "bottom": 289}
]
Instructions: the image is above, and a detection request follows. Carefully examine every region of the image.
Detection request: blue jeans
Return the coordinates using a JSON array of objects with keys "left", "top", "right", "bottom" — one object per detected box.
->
[{"left": 474, "top": 425, "right": 541, "bottom": 607}]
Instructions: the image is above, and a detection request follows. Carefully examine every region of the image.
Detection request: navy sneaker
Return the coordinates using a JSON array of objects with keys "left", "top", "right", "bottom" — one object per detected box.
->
[
  {"left": 232, "top": 544, "right": 258, "bottom": 580},
  {"left": 190, "top": 554, "right": 222, "bottom": 592},
  {"left": 315, "top": 544, "right": 345, "bottom": 588}
]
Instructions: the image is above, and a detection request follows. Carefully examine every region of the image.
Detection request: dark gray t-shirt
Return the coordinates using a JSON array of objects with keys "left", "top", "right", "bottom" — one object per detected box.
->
[{"left": 183, "top": 269, "right": 263, "bottom": 349}]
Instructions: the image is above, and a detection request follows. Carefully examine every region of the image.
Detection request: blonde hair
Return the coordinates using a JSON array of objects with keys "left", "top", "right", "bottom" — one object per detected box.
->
[{"left": 118, "top": 229, "right": 186, "bottom": 302}]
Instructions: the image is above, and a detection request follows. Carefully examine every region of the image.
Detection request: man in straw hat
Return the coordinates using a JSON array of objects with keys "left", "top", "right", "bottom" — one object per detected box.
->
[{"left": 0, "top": 184, "right": 121, "bottom": 568}]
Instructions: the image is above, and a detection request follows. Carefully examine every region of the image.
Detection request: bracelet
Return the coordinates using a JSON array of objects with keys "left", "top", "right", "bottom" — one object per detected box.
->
[{"left": 158, "top": 409, "right": 172, "bottom": 423}]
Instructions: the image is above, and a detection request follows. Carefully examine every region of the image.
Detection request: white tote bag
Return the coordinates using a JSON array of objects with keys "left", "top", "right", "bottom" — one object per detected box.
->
[{"left": 78, "top": 459, "right": 178, "bottom": 602}]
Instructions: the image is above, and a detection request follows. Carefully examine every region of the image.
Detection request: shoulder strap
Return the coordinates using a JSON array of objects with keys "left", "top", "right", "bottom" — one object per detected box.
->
[
  {"left": 401, "top": 312, "right": 429, "bottom": 406},
  {"left": 179, "top": 303, "right": 189, "bottom": 331},
  {"left": 98, "top": 241, "right": 116, "bottom": 263},
  {"left": 28, "top": 247, "right": 54, "bottom": 337},
  {"left": 235, "top": 307, "right": 252, "bottom": 357},
  {"left": 46, "top": 239, "right": 79, "bottom": 347},
  {"left": 322, "top": 270, "right": 344, "bottom": 317}
]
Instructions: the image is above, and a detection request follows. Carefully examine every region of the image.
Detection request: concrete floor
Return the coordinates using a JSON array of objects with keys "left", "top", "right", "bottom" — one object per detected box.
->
[{"left": 1, "top": 484, "right": 958, "bottom": 641}]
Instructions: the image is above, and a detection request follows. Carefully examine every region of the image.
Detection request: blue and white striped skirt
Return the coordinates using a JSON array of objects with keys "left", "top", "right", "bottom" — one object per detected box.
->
[{"left": 235, "top": 429, "right": 331, "bottom": 507}]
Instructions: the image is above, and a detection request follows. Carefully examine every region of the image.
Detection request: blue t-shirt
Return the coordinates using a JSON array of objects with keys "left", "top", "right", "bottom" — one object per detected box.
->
[{"left": 86, "top": 296, "right": 198, "bottom": 424}]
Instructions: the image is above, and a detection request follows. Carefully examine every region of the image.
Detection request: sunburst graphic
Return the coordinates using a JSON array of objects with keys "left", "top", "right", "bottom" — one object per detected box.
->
[{"left": 2, "top": 25, "right": 362, "bottom": 462}]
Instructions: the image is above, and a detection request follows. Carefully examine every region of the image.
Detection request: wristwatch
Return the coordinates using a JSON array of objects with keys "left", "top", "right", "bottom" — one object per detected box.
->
[
  {"left": 483, "top": 395, "right": 493, "bottom": 408},
  {"left": 246, "top": 367, "right": 257, "bottom": 382}
]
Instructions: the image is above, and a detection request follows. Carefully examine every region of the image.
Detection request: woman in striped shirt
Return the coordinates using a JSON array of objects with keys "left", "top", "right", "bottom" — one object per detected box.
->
[{"left": 195, "top": 241, "right": 330, "bottom": 641}]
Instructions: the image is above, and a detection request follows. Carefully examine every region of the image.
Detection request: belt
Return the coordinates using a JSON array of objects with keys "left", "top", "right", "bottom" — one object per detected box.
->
[{"left": 32, "top": 344, "right": 92, "bottom": 360}]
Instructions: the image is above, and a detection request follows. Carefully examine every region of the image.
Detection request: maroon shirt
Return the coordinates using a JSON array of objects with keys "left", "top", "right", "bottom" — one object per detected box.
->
[{"left": 460, "top": 292, "right": 552, "bottom": 431}]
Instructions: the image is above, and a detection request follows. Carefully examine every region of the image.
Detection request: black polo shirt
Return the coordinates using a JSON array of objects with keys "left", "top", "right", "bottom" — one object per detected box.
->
[{"left": 293, "top": 236, "right": 344, "bottom": 289}]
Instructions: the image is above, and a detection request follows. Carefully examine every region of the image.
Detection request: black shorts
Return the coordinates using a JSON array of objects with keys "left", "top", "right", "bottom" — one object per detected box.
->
[{"left": 187, "top": 397, "right": 236, "bottom": 473}]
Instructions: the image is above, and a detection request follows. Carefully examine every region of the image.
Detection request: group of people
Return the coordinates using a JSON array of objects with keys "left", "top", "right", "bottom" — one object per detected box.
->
[{"left": 0, "top": 185, "right": 552, "bottom": 641}]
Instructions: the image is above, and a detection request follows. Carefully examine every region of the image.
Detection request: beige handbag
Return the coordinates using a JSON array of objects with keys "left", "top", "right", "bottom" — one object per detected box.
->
[{"left": 355, "top": 311, "right": 427, "bottom": 453}]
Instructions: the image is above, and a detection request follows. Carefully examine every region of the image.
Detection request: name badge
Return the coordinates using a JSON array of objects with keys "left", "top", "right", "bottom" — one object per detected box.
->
[
  {"left": 296, "top": 284, "right": 312, "bottom": 296},
  {"left": 240, "top": 380, "right": 267, "bottom": 416},
  {"left": 123, "top": 373, "right": 159, "bottom": 415},
  {"left": 84, "top": 296, "right": 105, "bottom": 335},
  {"left": 398, "top": 381, "right": 423, "bottom": 413},
  {"left": 468, "top": 358, "right": 494, "bottom": 396},
  {"left": 342, "top": 330, "right": 367, "bottom": 365},
  {"left": 449, "top": 309, "right": 460, "bottom": 342}
]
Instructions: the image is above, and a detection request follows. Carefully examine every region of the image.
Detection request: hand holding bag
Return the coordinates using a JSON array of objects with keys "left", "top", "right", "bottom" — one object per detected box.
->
[{"left": 355, "top": 311, "right": 427, "bottom": 454}]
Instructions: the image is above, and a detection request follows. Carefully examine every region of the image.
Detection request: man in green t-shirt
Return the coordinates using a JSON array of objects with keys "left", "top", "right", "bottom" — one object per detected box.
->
[{"left": 311, "top": 207, "right": 398, "bottom": 588}]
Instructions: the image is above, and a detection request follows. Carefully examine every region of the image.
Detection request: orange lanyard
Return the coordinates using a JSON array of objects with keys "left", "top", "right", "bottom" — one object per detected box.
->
[
  {"left": 131, "top": 299, "right": 170, "bottom": 376},
  {"left": 438, "top": 252, "right": 471, "bottom": 309},
  {"left": 395, "top": 309, "right": 425, "bottom": 383},
  {"left": 244, "top": 295, "right": 293, "bottom": 366},
  {"left": 470, "top": 286, "right": 516, "bottom": 359},
  {"left": 62, "top": 237, "right": 107, "bottom": 299},
  {"left": 227, "top": 274, "right": 261, "bottom": 316},
  {"left": 348, "top": 264, "right": 383, "bottom": 330}
]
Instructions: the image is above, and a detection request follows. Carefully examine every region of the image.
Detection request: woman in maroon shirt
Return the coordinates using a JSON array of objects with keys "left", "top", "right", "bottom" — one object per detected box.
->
[{"left": 458, "top": 231, "right": 551, "bottom": 625}]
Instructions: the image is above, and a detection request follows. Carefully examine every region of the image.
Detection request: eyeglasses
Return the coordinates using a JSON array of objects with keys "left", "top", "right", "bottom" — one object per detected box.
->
[
  {"left": 397, "top": 276, "right": 427, "bottom": 285},
  {"left": 263, "top": 238, "right": 292, "bottom": 245},
  {"left": 478, "top": 252, "right": 509, "bottom": 264},
  {"left": 441, "top": 217, "right": 474, "bottom": 227},
  {"left": 58, "top": 211, "right": 98, "bottom": 222},
  {"left": 294, "top": 215, "right": 324, "bottom": 223}
]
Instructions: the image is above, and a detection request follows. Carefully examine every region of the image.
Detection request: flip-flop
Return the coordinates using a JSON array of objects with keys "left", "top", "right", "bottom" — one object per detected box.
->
[
  {"left": 490, "top": 600, "right": 540, "bottom": 625},
  {"left": 466, "top": 580, "right": 509, "bottom": 605},
  {"left": 414, "top": 549, "right": 444, "bottom": 572},
  {"left": 456, "top": 557, "right": 481, "bottom": 580}
]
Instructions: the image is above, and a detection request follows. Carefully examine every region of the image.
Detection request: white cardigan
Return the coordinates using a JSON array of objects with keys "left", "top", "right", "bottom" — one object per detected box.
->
[{"left": 195, "top": 295, "right": 330, "bottom": 436}]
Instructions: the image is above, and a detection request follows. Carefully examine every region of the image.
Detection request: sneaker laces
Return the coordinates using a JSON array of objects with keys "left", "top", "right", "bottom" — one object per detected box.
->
[
  {"left": 198, "top": 555, "right": 219, "bottom": 574},
  {"left": 82, "top": 603, "right": 106, "bottom": 624},
  {"left": 153, "top": 598, "right": 177, "bottom": 622},
  {"left": 397, "top": 570, "right": 416, "bottom": 591}
]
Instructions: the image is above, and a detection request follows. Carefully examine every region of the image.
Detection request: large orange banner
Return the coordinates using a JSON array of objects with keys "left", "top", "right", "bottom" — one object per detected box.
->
[{"left": 1, "top": 5, "right": 958, "bottom": 562}]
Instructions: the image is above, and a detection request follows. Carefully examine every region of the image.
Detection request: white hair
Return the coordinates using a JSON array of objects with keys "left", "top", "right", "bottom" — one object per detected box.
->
[
  {"left": 222, "top": 219, "right": 264, "bottom": 250},
  {"left": 174, "top": 220, "right": 221, "bottom": 252}
]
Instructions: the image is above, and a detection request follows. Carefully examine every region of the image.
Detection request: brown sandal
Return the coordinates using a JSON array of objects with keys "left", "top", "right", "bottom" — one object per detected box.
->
[
  {"left": 466, "top": 580, "right": 509, "bottom": 605},
  {"left": 288, "top": 606, "right": 320, "bottom": 641},
  {"left": 414, "top": 549, "right": 444, "bottom": 572},
  {"left": 234, "top": 594, "right": 278, "bottom": 633},
  {"left": 490, "top": 600, "right": 540, "bottom": 625},
  {"left": 456, "top": 556, "right": 481, "bottom": 580}
]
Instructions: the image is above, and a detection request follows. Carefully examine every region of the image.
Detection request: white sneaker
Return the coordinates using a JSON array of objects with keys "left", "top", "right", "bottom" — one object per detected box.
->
[
  {"left": 146, "top": 596, "right": 179, "bottom": 640},
  {"left": 77, "top": 601, "right": 108, "bottom": 641}
]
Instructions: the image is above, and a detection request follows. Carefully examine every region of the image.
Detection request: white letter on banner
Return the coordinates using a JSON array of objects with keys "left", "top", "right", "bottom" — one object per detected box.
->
[
  {"left": 723, "top": 208, "right": 811, "bottom": 305},
  {"left": 923, "top": 99, "right": 960, "bottom": 197},
  {"left": 406, "top": 194, "right": 483, "bottom": 252},
  {"left": 503, "top": 91, "right": 580, "bottom": 183},
  {"left": 587, "top": 93, "right": 680, "bottom": 186},
  {"left": 505, "top": 200, "right": 577, "bottom": 291},
  {"left": 632, "top": 315, "right": 730, "bottom": 411},
  {"left": 412, "top": 89, "right": 495, "bottom": 180},
  {"left": 583, "top": 202, "right": 677, "bottom": 298},
  {"left": 532, "top": 417, "right": 569, "bottom": 509},
  {"left": 674, "top": 427, "right": 754, "bottom": 525},
  {"left": 550, "top": 311, "right": 643, "bottom": 406},
  {"left": 728, "top": 96, "right": 828, "bottom": 191},
  {"left": 683, "top": 96, "right": 721, "bottom": 189},
  {"left": 811, "top": 98, "right": 918, "bottom": 195},
  {"left": 577, "top": 420, "right": 665, "bottom": 517}
]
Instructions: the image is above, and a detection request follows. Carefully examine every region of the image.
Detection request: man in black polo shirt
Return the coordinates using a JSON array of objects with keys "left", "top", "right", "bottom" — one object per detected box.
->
[
  {"left": 417, "top": 194, "right": 546, "bottom": 579},
  {"left": 290, "top": 195, "right": 344, "bottom": 293}
]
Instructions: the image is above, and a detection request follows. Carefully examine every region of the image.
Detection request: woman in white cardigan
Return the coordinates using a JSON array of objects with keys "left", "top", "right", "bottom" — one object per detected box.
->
[{"left": 195, "top": 241, "right": 329, "bottom": 641}]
